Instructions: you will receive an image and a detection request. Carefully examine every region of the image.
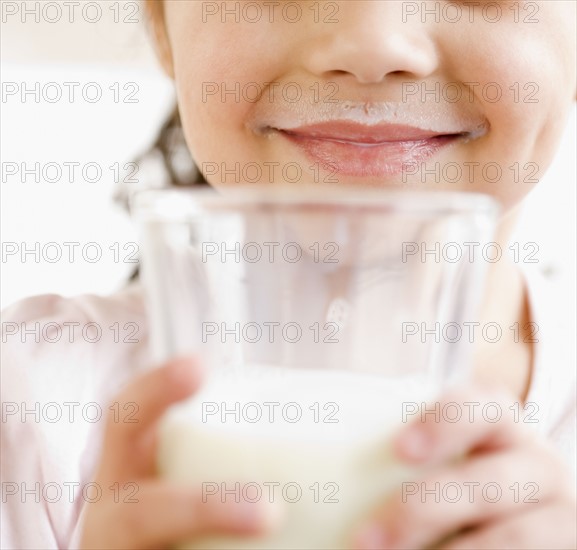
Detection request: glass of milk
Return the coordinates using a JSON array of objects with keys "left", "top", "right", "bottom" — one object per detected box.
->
[{"left": 134, "top": 185, "right": 499, "bottom": 550}]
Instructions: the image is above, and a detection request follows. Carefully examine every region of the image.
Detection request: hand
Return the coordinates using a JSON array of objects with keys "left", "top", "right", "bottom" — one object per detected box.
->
[
  {"left": 353, "top": 386, "right": 577, "bottom": 550},
  {"left": 79, "top": 356, "right": 274, "bottom": 549}
]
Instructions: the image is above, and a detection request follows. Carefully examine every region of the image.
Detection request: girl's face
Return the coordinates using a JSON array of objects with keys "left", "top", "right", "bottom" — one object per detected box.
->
[{"left": 158, "top": 0, "right": 576, "bottom": 211}]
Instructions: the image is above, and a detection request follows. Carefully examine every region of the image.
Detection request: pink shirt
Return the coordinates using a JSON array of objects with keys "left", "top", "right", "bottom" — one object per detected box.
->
[{"left": 1, "top": 266, "right": 575, "bottom": 549}]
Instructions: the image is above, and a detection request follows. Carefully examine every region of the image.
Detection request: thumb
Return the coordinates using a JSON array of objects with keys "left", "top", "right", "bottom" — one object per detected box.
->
[{"left": 98, "top": 355, "right": 204, "bottom": 481}]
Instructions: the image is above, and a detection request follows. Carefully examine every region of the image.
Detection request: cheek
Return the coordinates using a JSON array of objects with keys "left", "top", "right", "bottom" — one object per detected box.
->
[
  {"left": 174, "top": 52, "right": 253, "bottom": 170},
  {"left": 443, "top": 16, "right": 575, "bottom": 205},
  {"left": 493, "top": 64, "right": 573, "bottom": 205},
  {"left": 168, "top": 11, "right": 287, "bottom": 170}
]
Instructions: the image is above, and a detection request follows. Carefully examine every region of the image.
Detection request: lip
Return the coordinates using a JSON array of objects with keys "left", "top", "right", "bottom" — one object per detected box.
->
[
  {"left": 273, "top": 122, "right": 465, "bottom": 178},
  {"left": 248, "top": 97, "right": 488, "bottom": 179}
]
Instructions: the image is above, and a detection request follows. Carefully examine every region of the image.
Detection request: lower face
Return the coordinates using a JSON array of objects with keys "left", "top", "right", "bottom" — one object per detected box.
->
[{"left": 163, "top": 0, "right": 576, "bottom": 213}]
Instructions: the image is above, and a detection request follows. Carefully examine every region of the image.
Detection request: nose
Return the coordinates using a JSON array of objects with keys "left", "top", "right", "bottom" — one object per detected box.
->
[{"left": 302, "top": 0, "right": 439, "bottom": 85}]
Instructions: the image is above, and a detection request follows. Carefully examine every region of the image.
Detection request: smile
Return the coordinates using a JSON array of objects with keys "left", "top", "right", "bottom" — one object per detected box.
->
[{"left": 273, "top": 122, "right": 468, "bottom": 178}]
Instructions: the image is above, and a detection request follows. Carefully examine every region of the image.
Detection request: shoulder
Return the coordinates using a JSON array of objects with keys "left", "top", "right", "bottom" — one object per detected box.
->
[
  {"left": 521, "top": 263, "right": 576, "bottom": 474},
  {"left": 2, "top": 281, "right": 147, "bottom": 331},
  {"left": 1, "top": 282, "right": 151, "bottom": 459},
  {"left": 522, "top": 262, "right": 575, "bottom": 388},
  {"left": 1, "top": 282, "right": 149, "bottom": 384},
  {"left": 1, "top": 280, "right": 151, "bottom": 427},
  {"left": 1, "top": 283, "right": 150, "bottom": 549}
]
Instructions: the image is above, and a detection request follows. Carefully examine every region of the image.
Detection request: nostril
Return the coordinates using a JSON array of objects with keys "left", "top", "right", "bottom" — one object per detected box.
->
[{"left": 328, "top": 69, "right": 351, "bottom": 77}]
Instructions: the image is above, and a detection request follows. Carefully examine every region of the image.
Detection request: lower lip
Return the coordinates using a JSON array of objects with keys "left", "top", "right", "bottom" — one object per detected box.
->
[{"left": 278, "top": 132, "right": 460, "bottom": 178}]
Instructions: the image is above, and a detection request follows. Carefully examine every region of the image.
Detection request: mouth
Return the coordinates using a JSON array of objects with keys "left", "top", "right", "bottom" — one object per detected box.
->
[
  {"left": 268, "top": 122, "right": 470, "bottom": 178},
  {"left": 248, "top": 98, "right": 488, "bottom": 180}
]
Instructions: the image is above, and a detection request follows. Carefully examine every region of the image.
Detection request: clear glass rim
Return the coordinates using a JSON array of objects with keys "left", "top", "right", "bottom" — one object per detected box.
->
[{"left": 132, "top": 185, "right": 500, "bottom": 222}]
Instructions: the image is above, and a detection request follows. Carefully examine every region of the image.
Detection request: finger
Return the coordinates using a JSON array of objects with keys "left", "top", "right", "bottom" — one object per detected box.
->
[
  {"left": 81, "top": 482, "right": 281, "bottom": 550},
  {"left": 355, "top": 442, "right": 566, "bottom": 550},
  {"left": 393, "top": 385, "right": 532, "bottom": 466},
  {"left": 440, "top": 501, "right": 577, "bottom": 550},
  {"left": 99, "top": 355, "right": 204, "bottom": 480}
]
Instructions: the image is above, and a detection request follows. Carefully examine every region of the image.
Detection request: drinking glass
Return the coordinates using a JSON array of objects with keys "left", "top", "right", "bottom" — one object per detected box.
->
[{"left": 134, "top": 185, "right": 499, "bottom": 550}]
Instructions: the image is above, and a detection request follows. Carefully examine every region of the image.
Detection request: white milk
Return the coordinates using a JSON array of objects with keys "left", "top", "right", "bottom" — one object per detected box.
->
[{"left": 158, "top": 363, "right": 435, "bottom": 549}]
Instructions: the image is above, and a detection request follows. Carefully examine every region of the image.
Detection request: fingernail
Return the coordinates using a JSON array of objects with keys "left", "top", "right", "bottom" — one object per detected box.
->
[
  {"left": 397, "top": 426, "right": 431, "bottom": 461},
  {"left": 354, "top": 524, "right": 389, "bottom": 550}
]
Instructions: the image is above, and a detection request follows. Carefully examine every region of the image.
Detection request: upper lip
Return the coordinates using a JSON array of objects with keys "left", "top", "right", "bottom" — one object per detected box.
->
[
  {"left": 247, "top": 98, "right": 489, "bottom": 140},
  {"left": 279, "top": 122, "right": 465, "bottom": 145}
]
